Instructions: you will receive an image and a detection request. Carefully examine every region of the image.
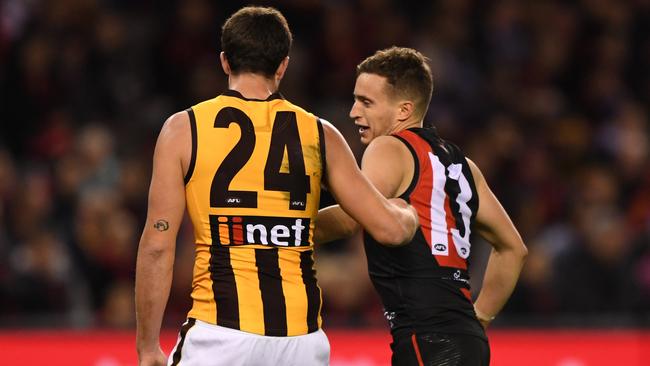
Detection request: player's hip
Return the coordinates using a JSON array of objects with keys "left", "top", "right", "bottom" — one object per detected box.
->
[
  {"left": 391, "top": 331, "right": 489, "bottom": 366},
  {"left": 168, "top": 318, "right": 330, "bottom": 366}
]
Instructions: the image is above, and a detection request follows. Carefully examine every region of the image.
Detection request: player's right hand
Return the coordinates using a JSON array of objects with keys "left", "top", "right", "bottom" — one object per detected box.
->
[
  {"left": 389, "top": 198, "right": 417, "bottom": 217},
  {"left": 388, "top": 198, "right": 420, "bottom": 244},
  {"left": 138, "top": 348, "right": 168, "bottom": 366}
]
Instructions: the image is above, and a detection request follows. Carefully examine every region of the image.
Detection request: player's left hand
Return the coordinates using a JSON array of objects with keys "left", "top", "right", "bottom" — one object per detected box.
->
[{"left": 473, "top": 305, "right": 494, "bottom": 330}]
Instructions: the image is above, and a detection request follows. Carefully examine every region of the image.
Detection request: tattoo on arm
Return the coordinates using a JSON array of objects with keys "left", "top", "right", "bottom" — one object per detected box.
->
[{"left": 153, "top": 219, "right": 170, "bottom": 231}]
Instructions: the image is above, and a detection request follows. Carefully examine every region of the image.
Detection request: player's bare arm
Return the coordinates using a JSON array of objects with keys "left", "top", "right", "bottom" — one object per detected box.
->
[
  {"left": 313, "top": 204, "right": 359, "bottom": 244},
  {"left": 467, "top": 158, "right": 528, "bottom": 329},
  {"left": 320, "top": 121, "right": 418, "bottom": 245},
  {"left": 135, "top": 111, "right": 191, "bottom": 366},
  {"left": 315, "top": 133, "right": 416, "bottom": 245}
]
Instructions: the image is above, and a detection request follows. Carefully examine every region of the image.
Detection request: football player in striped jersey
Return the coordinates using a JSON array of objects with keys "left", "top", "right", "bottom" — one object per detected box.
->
[
  {"left": 135, "top": 9, "right": 419, "bottom": 366},
  {"left": 316, "top": 47, "right": 528, "bottom": 366}
]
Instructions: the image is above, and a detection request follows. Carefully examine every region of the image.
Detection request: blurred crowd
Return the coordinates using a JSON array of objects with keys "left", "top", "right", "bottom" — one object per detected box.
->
[{"left": 0, "top": 0, "right": 648, "bottom": 329}]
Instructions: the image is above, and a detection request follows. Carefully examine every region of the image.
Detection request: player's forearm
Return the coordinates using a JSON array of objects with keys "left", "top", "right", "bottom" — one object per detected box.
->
[
  {"left": 135, "top": 238, "right": 175, "bottom": 353},
  {"left": 314, "top": 205, "right": 359, "bottom": 244},
  {"left": 388, "top": 198, "right": 419, "bottom": 245},
  {"left": 315, "top": 201, "right": 417, "bottom": 246},
  {"left": 366, "top": 198, "right": 419, "bottom": 246},
  {"left": 474, "top": 246, "right": 527, "bottom": 322}
]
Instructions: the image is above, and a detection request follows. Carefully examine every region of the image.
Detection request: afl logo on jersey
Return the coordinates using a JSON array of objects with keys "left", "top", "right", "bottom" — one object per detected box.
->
[{"left": 434, "top": 243, "right": 447, "bottom": 252}]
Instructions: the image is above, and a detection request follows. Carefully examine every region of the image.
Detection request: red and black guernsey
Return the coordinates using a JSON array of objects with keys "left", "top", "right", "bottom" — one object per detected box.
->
[{"left": 363, "top": 127, "right": 486, "bottom": 341}]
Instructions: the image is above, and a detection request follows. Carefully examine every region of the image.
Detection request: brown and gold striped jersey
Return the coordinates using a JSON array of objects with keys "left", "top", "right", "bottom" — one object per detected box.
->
[{"left": 184, "top": 90, "right": 325, "bottom": 336}]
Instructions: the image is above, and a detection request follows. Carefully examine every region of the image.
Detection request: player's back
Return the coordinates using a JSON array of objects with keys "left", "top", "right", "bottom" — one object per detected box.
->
[
  {"left": 184, "top": 90, "right": 325, "bottom": 336},
  {"left": 364, "top": 127, "right": 486, "bottom": 341}
]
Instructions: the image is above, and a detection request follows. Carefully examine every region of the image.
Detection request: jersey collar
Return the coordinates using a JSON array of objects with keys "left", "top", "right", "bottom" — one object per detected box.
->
[{"left": 222, "top": 89, "right": 284, "bottom": 101}]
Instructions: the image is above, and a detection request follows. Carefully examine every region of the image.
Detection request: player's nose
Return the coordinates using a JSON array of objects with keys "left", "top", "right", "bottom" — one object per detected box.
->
[{"left": 349, "top": 101, "right": 360, "bottom": 119}]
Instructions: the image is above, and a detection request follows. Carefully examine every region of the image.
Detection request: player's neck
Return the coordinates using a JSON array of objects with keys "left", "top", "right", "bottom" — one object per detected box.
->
[
  {"left": 390, "top": 118, "right": 423, "bottom": 134},
  {"left": 228, "top": 73, "right": 278, "bottom": 100}
]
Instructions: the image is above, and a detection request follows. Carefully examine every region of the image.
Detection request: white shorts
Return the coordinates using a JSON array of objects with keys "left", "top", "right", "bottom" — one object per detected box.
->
[{"left": 168, "top": 319, "right": 330, "bottom": 366}]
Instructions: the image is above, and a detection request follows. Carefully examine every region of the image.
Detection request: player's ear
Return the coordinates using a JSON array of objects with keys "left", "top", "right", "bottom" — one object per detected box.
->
[
  {"left": 397, "top": 101, "right": 414, "bottom": 122},
  {"left": 220, "top": 52, "right": 231, "bottom": 75},
  {"left": 275, "top": 56, "right": 290, "bottom": 81}
]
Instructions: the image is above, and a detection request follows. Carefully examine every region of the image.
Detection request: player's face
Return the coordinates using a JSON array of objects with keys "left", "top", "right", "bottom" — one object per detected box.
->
[{"left": 350, "top": 73, "right": 400, "bottom": 145}]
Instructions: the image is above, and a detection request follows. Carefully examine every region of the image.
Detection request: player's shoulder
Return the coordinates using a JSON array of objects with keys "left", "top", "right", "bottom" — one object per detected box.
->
[
  {"left": 191, "top": 95, "right": 222, "bottom": 110},
  {"left": 189, "top": 94, "right": 242, "bottom": 117},
  {"left": 317, "top": 118, "right": 335, "bottom": 131},
  {"left": 370, "top": 134, "right": 408, "bottom": 148},
  {"left": 361, "top": 135, "right": 413, "bottom": 172},
  {"left": 163, "top": 110, "right": 190, "bottom": 130},
  {"left": 158, "top": 110, "right": 192, "bottom": 145},
  {"left": 464, "top": 157, "right": 485, "bottom": 185},
  {"left": 366, "top": 134, "right": 411, "bottom": 157},
  {"left": 275, "top": 97, "right": 318, "bottom": 119},
  {"left": 316, "top": 119, "right": 345, "bottom": 142}
]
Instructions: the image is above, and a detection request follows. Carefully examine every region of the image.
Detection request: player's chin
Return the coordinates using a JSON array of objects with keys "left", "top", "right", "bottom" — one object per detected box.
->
[{"left": 359, "top": 130, "right": 372, "bottom": 145}]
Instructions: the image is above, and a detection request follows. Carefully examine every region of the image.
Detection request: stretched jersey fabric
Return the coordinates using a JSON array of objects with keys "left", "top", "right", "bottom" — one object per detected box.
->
[
  {"left": 184, "top": 90, "right": 325, "bottom": 336},
  {"left": 364, "top": 127, "right": 486, "bottom": 341}
]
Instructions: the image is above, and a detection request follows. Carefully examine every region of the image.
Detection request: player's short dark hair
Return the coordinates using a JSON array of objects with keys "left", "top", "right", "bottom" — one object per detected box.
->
[
  {"left": 357, "top": 47, "right": 433, "bottom": 119},
  {"left": 221, "top": 6, "right": 292, "bottom": 78}
]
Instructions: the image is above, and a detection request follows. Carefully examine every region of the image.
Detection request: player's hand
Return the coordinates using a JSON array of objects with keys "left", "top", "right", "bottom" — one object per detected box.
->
[
  {"left": 388, "top": 197, "right": 409, "bottom": 208},
  {"left": 389, "top": 197, "right": 418, "bottom": 220},
  {"left": 138, "top": 347, "right": 167, "bottom": 366},
  {"left": 389, "top": 198, "right": 420, "bottom": 239},
  {"left": 474, "top": 306, "right": 494, "bottom": 330}
]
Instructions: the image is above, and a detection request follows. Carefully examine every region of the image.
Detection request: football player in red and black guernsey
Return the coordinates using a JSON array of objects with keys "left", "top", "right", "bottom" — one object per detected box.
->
[{"left": 315, "top": 47, "right": 528, "bottom": 366}]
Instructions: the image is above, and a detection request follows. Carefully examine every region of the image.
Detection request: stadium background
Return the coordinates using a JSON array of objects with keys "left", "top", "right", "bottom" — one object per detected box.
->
[{"left": 0, "top": 0, "right": 649, "bottom": 364}]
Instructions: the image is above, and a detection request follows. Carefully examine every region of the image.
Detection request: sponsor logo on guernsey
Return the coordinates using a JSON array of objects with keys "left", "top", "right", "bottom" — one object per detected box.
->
[
  {"left": 211, "top": 215, "right": 310, "bottom": 247},
  {"left": 443, "top": 269, "right": 470, "bottom": 285}
]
